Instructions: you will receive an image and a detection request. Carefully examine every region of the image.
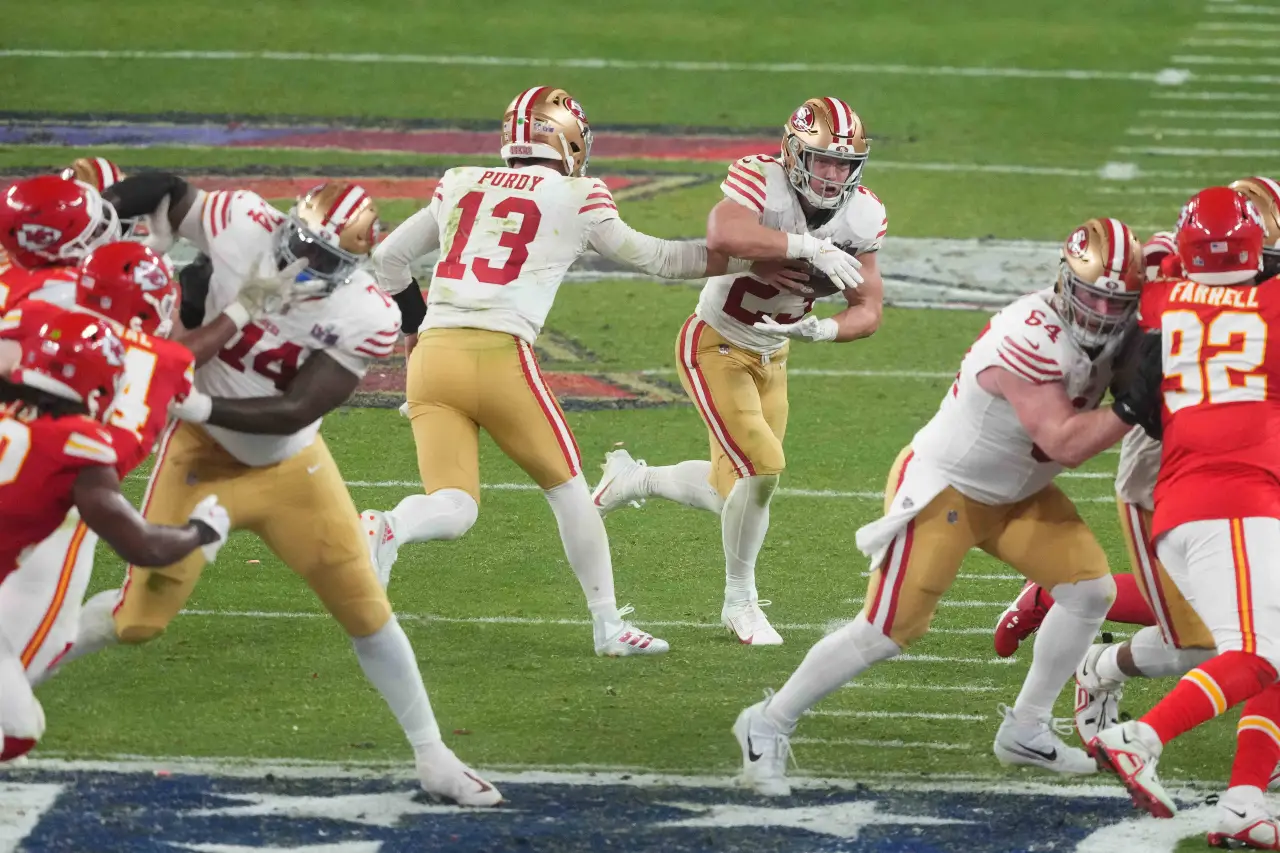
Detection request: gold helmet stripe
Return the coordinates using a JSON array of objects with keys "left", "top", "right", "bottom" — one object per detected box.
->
[
  {"left": 510, "top": 86, "right": 551, "bottom": 145},
  {"left": 821, "top": 97, "right": 855, "bottom": 137},
  {"left": 323, "top": 185, "right": 368, "bottom": 231}
]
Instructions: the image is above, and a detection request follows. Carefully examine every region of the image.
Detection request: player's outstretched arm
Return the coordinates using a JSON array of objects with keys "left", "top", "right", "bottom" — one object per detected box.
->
[
  {"left": 175, "top": 351, "right": 360, "bottom": 435},
  {"left": 980, "top": 368, "right": 1131, "bottom": 467},
  {"left": 73, "top": 466, "right": 226, "bottom": 567},
  {"left": 373, "top": 205, "right": 442, "bottom": 297},
  {"left": 103, "top": 172, "right": 200, "bottom": 251}
]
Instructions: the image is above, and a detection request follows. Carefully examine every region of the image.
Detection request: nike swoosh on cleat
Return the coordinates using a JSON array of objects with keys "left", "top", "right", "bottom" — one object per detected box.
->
[
  {"left": 1011, "top": 741, "right": 1057, "bottom": 762},
  {"left": 1226, "top": 806, "right": 1248, "bottom": 819},
  {"left": 463, "top": 771, "right": 494, "bottom": 793},
  {"left": 747, "top": 734, "right": 762, "bottom": 762}
]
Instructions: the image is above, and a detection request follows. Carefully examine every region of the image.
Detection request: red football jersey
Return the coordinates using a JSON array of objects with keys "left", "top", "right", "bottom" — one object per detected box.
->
[
  {"left": 0, "top": 300, "right": 195, "bottom": 478},
  {"left": 0, "top": 404, "right": 117, "bottom": 579},
  {"left": 1142, "top": 276, "right": 1280, "bottom": 538},
  {"left": 0, "top": 255, "right": 78, "bottom": 313}
]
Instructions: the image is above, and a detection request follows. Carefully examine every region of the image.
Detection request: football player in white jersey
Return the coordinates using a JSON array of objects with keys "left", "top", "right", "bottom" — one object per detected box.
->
[
  {"left": 731, "top": 218, "right": 1162, "bottom": 796},
  {"left": 360, "top": 85, "right": 773, "bottom": 657},
  {"left": 55, "top": 176, "right": 501, "bottom": 806},
  {"left": 589, "top": 97, "right": 882, "bottom": 646}
]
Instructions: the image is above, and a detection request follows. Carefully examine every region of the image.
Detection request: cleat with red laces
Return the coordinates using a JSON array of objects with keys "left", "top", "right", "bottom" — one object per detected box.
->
[
  {"left": 994, "top": 580, "right": 1051, "bottom": 658},
  {"left": 594, "top": 605, "right": 669, "bottom": 657},
  {"left": 1088, "top": 721, "right": 1176, "bottom": 818}
]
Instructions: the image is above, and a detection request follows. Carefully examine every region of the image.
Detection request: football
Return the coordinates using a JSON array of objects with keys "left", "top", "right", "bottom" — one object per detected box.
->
[{"left": 797, "top": 242, "right": 860, "bottom": 297}]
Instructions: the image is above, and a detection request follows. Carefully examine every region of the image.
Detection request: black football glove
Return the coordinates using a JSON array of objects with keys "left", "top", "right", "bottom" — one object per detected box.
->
[{"left": 1111, "top": 331, "right": 1164, "bottom": 440}]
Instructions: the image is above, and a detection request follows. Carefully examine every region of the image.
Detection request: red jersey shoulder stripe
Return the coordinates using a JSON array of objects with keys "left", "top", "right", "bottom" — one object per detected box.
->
[
  {"left": 722, "top": 178, "right": 765, "bottom": 212},
  {"left": 730, "top": 164, "right": 766, "bottom": 188},
  {"left": 1001, "top": 335, "right": 1059, "bottom": 367},
  {"left": 579, "top": 202, "right": 619, "bottom": 215}
]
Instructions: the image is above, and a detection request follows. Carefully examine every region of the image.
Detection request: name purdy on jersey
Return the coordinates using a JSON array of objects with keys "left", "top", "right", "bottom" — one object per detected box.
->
[
  {"left": 697, "top": 154, "right": 888, "bottom": 355},
  {"left": 910, "top": 290, "right": 1123, "bottom": 506},
  {"left": 180, "top": 189, "right": 401, "bottom": 467}
]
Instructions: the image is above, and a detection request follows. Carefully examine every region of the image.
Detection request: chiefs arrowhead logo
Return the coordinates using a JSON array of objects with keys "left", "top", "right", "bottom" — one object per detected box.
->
[
  {"left": 15, "top": 223, "right": 62, "bottom": 252},
  {"left": 790, "top": 105, "right": 816, "bottom": 133},
  {"left": 1066, "top": 227, "right": 1090, "bottom": 260},
  {"left": 563, "top": 97, "right": 589, "bottom": 125},
  {"left": 132, "top": 259, "right": 170, "bottom": 292}
]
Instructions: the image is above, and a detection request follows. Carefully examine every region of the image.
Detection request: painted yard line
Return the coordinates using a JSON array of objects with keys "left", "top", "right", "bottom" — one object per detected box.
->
[
  {"left": 176, "top": 609, "right": 1014, "bottom": 638},
  {"left": 896, "top": 653, "right": 1017, "bottom": 665},
  {"left": 637, "top": 367, "right": 955, "bottom": 379},
  {"left": 845, "top": 598, "right": 1005, "bottom": 608},
  {"left": 0, "top": 48, "right": 1190, "bottom": 84},
  {"left": 807, "top": 709, "right": 986, "bottom": 721},
  {"left": 1154, "top": 89, "right": 1280, "bottom": 101},
  {"left": 1139, "top": 108, "right": 1280, "bottom": 119},
  {"left": 1174, "top": 53, "right": 1280, "bottom": 66},
  {"left": 844, "top": 682, "right": 1002, "bottom": 693},
  {"left": 1127, "top": 126, "right": 1280, "bottom": 138},
  {"left": 791, "top": 737, "right": 973, "bottom": 751},
  {"left": 1116, "top": 145, "right": 1280, "bottom": 159},
  {"left": 862, "top": 571, "right": 1021, "bottom": 581},
  {"left": 1197, "top": 20, "right": 1280, "bottom": 30},
  {"left": 1183, "top": 37, "right": 1280, "bottom": 48},
  {"left": 1091, "top": 186, "right": 1202, "bottom": 196},
  {"left": 1215, "top": 3, "right": 1280, "bottom": 13}
]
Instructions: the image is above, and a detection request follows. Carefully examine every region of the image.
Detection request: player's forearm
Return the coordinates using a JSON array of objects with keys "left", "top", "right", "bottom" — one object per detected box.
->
[
  {"left": 81, "top": 494, "right": 211, "bottom": 567},
  {"left": 705, "top": 218, "right": 791, "bottom": 261},
  {"left": 204, "top": 397, "right": 319, "bottom": 435},
  {"left": 1039, "top": 409, "right": 1131, "bottom": 468},
  {"left": 171, "top": 314, "right": 240, "bottom": 367},
  {"left": 831, "top": 303, "right": 882, "bottom": 342}
]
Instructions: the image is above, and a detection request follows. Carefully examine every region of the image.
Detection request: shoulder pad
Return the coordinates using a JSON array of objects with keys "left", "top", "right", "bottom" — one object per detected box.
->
[
  {"left": 578, "top": 179, "right": 617, "bottom": 218},
  {"left": 988, "top": 298, "right": 1068, "bottom": 384},
  {"left": 721, "top": 156, "right": 778, "bottom": 214}
]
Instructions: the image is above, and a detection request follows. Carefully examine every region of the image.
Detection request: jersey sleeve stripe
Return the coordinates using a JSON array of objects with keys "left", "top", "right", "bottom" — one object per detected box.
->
[
  {"left": 1001, "top": 345, "right": 1062, "bottom": 379},
  {"left": 1001, "top": 336, "right": 1059, "bottom": 367},
  {"left": 726, "top": 172, "right": 766, "bottom": 205},
  {"left": 63, "top": 433, "right": 117, "bottom": 464},
  {"left": 585, "top": 191, "right": 613, "bottom": 201},
  {"left": 997, "top": 352, "right": 1054, "bottom": 384},
  {"left": 221, "top": 192, "right": 234, "bottom": 231},
  {"left": 579, "top": 202, "right": 619, "bottom": 215},
  {"left": 722, "top": 178, "right": 765, "bottom": 212},
  {"left": 354, "top": 346, "right": 393, "bottom": 358},
  {"left": 729, "top": 165, "right": 766, "bottom": 188}
]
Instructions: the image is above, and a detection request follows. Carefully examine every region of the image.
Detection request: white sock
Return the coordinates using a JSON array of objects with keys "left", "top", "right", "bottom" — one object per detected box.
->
[
  {"left": 1128, "top": 625, "right": 1214, "bottom": 678},
  {"left": 641, "top": 461, "right": 723, "bottom": 513},
  {"left": 350, "top": 617, "right": 442, "bottom": 756},
  {"left": 765, "top": 615, "right": 901, "bottom": 731},
  {"left": 545, "top": 475, "right": 619, "bottom": 623},
  {"left": 34, "top": 589, "right": 120, "bottom": 686},
  {"left": 0, "top": 633, "right": 42, "bottom": 741},
  {"left": 721, "top": 474, "right": 778, "bottom": 604},
  {"left": 388, "top": 489, "right": 477, "bottom": 545},
  {"left": 1013, "top": 575, "right": 1115, "bottom": 721}
]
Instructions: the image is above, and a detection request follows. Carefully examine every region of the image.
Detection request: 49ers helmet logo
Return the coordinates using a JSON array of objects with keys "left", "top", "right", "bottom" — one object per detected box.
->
[
  {"left": 790, "top": 105, "right": 816, "bottom": 133},
  {"left": 14, "top": 223, "right": 62, "bottom": 252},
  {"left": 132, "top": 259, "right": 169, "bottom": 292},
  {"left": 563, "top": 97, "right": 589, "bottom": 125},
  {"left": 1066, "top": 227, "right": 1090, "bottom": 260}
]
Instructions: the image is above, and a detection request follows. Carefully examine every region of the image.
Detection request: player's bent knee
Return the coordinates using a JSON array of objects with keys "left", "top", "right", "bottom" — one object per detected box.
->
[
  {"left": 431, "top": 488, "right": 478, "bottom": 541},
  {"left": 1048, "top": 575, "right": 1117, "bottom": 618},
  {"left": 337, "top": 597, "right": 393, "bottom": 639},
  {"left": 115, "top": 622, "right": 167, "bottom": 645}
]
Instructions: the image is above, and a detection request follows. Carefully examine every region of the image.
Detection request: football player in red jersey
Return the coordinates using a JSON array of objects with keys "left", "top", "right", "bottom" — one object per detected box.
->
[
  {"left": 1089, "top": 187, "right": 1280, "bottom": 847},
  {"left": 0, "top": 312, "right": 228, "bottom": 761},
  {"left": 0, "top": 242, "right": 239, "bottom": 685}
]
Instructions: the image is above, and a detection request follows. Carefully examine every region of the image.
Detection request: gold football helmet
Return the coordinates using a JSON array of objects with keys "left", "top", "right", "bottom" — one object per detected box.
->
[
  {"left": 1230, "top": 176, "right": 1280, "bottom": 278},
  {"left": 500, "top": 86, "right": 593, "bottom": 177},
  {"left": 277, "top": 183, "right": 380, "bottom": 291},
  {"left": 61, "top": 157, "right": 124, "bottom": 192},
  {"left": 1055, "top": 218, "right": 1143, "bottom": 347},
  {"left": 781, "top": 97, "right": 870, "bottom": 210}
]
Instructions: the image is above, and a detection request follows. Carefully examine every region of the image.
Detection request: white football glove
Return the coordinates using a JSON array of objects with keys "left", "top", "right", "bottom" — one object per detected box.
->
[
  {"left": 139, "top": 196, "right": 176, "bottom": 255},
  {"left": 223, "top": 255, "right": 309, "bottom": 329},
  {"left": 787, "top": 234, "right": 863, "bottom": 291},
  {"left": 753, "top": 314, "right": 839, "bottom": 343},
  {"left": 398, "top": 401, "right": 411, "bottom": 419},
  {"left": 188, "top": 494, "right": 230, "bottom": 563},
  {"left": 169, "top": 389, "right": 213, "bottom": 424}
]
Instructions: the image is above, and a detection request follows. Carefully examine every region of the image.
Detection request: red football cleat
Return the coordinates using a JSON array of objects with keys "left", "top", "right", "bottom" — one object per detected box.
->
[{"left": 994, "top": 580, "right": 1052, "bottom": 658}]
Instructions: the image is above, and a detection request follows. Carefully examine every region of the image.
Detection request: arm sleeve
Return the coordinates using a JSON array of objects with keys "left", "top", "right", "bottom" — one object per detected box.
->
[
  {"left": 391, "top": 280, "right": 426, "bottom": 334},
  {"left": 103, "top": 172, "right": 192, "bottom": 220},
  {"left": 372, "top": 199, "right": 441, "bottom": 296},
  {"left": 588, "top": 218, "right": 710, "bottom": 280}
]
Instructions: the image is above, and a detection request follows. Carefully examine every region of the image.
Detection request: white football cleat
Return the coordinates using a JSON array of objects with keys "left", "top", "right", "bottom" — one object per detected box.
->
[
  {"left": 722, "top": 599, "right": 783, "bottom": 646},
  {"left": 594, "top": 605, "right": 670, "bottom": 657},
  {"left": 361, "top": 509, "right": 399, "bottom": 588},
  {"left": 1074, "top": 644, "right": 1125, "bottom": 744},
  {"left": 1208, "top": 791, "right": 1280, "bottom": 850},
  {"left": 1089, "top": 720, "right": 1176, "bottom": 818},
  {"left": 591, "top": 448, "right": 647, "bottom": 516},
  {"left": 733, "top": 695, "right": 794, "bottom": 797},
  {"left": 993, "top": 704, "right": 1096, "bottom": 775},
  {"left": 416, "top": 743, "right": 502, "bottom": 807}
]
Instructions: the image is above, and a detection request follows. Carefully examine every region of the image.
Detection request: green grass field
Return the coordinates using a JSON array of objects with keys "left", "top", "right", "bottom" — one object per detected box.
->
[{"left": 6, "top": 1, "right": 1280, "bottom": 848}]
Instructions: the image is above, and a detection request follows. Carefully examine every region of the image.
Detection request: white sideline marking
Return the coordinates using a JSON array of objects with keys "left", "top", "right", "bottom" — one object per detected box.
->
[
  {"left": 1127, "top": 126, "right": 1280, "bottom": 138},
  {"left": 1116, "top": 145, "right": 1280, "bottom": 158},
  {"left": 0, "top": 783, "right": 63, "bottom": 853},
  {"left": 0, "top": 48, "right": 1193, "bottom": 84},
  {"left": 845, "top": 682, "right": 1002, "bottom": 693},
  {"left": 807, "top": 709, "right": 986, "bottom": 721},
  {"left": 1139, "top": 108, "right": 1280, "bottom": 119},
  {"left": 1153, "top": 89, "right": 1280, "bottom": 101},
  {"left": 791, "top": 737, "right": 972, "bottom": 751}
]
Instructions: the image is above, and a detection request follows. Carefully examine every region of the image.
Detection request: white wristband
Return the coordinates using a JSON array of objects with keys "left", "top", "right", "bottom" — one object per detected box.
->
[
  {"left": 785, "top": 233, "right": 817, "bottom": 261},
  {"left": 222, "top": 302, "right": 251, "bottom": 331}
]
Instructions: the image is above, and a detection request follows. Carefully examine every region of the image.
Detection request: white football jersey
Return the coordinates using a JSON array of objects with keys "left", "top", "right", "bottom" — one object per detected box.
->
[
  {"left": 1115, "top": 427, "right": 1161, "bottom": 511},
  {"left": 910, "top": 290, "right": 1119, "bottom": 505},
  {"left": 186, "top": 190, "right": 400, "bottom": 466},
  {"left": 696, "top": 155, "right": 887, "bottom": 355},
  {"left": 420, "top": 165, "right": 621, "bottom": 343}
]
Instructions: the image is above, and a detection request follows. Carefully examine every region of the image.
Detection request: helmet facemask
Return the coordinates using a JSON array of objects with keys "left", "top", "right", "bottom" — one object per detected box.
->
[
  {"left": 55, "top": 184, "right": 120, "bottom": 265},
  {"left": 1056, "top": 262, "right": 1140, "bottom": 348},
  {"left": 784, "top": 137, "right": 867, "bottom": 211},
  {"left": 276, "top": 214, "right": 364, "bottom": 295}
]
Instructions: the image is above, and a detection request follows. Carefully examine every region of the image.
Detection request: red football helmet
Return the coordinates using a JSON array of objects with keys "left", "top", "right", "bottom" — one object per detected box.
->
[
  {"left": 0, "top": 175, "right": 121, "bottom": 270},
  {"left": 10, "top": 311, "right": 126, "bottom": 422},
  {"left": 77, "top": 242, "right": 179, "bottom": 337},
  {"left": 1176, "top": 186, "right": 1264, "bottom": 286}
]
